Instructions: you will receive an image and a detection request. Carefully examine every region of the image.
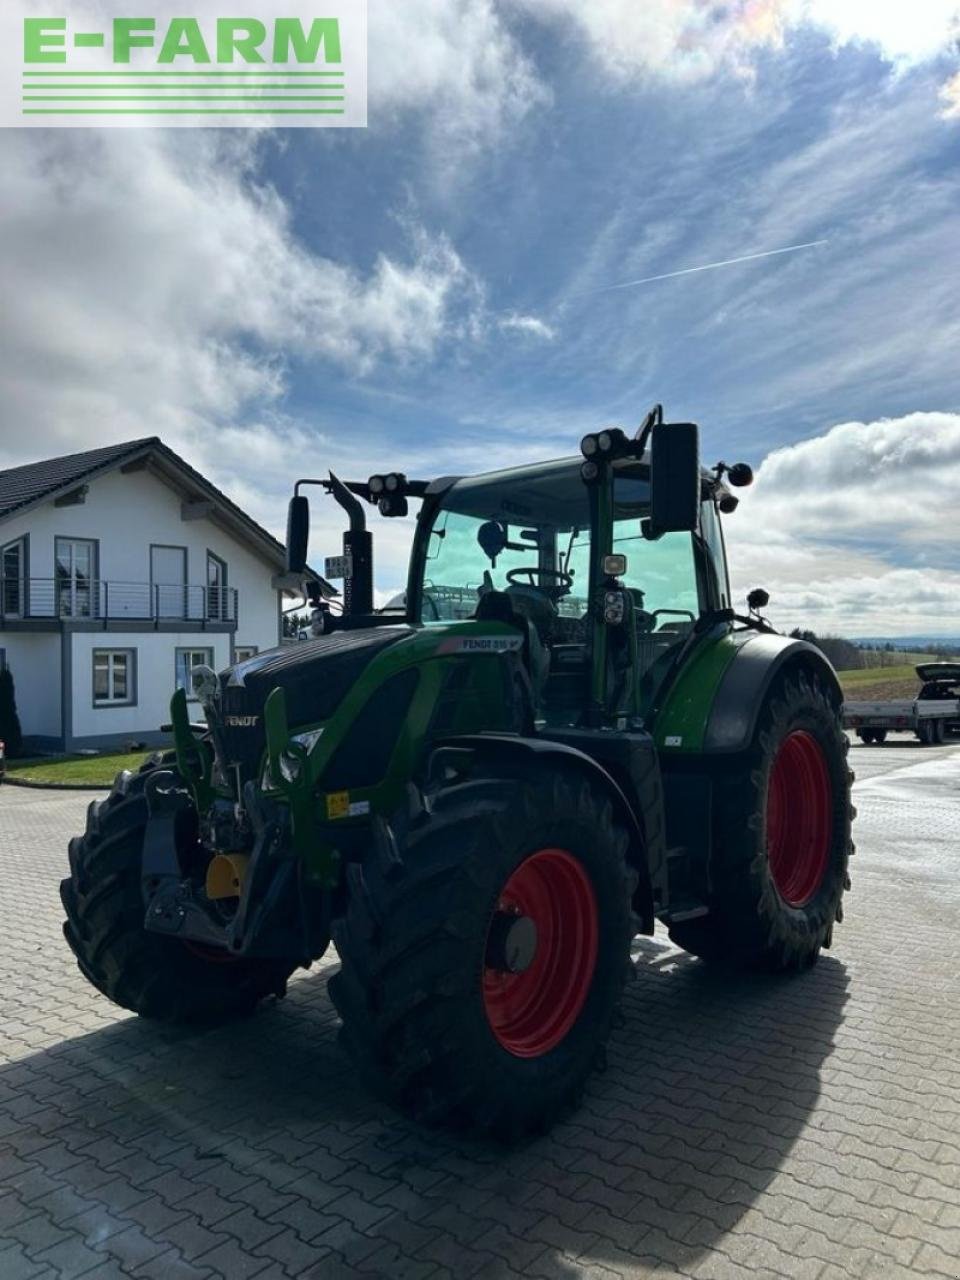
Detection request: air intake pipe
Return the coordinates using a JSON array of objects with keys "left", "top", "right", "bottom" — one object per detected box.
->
[{"left": 328, "top": 471, "right": 373, "bottom": 616}]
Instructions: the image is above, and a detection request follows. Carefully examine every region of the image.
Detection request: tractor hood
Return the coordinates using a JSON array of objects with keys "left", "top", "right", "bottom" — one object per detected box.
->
[{"left": 217, "top": 626, "right": 414, "bottom": 780}]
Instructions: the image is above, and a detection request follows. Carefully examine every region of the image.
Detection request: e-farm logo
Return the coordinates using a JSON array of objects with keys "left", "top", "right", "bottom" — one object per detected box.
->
[{"left": 1, "top": 0, "right": 366, "bottom": 127}]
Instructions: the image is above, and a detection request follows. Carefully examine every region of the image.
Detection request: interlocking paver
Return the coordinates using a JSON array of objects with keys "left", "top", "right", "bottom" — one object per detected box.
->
[
  {"left": 2, "top": 744, "right": 960, "bottom": 1280},
  {"left": 251, "top": 1227, "right": 332, "bottom": 1273},
  {"left": 0, "top": 1242, "right": 54, "bottom": 1280}
]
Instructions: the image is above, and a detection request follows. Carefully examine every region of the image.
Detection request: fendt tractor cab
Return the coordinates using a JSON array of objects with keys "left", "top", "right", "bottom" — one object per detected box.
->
[{"left": 62, "top": 409, "right": 853, "bottom": 1137}]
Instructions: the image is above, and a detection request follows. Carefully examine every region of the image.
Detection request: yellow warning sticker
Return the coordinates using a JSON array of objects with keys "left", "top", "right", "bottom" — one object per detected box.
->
[{"left": 326, "top": 791, "right": 350, "bottom": 820}]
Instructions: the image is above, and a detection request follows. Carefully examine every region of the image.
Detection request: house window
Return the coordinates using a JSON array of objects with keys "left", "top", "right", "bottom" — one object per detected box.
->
[
  {"left": 234, "top": 645, "right": 258, "bottom": 663},
  {"left": 56, "top": 538, "right": 97, "bottom": 619},
  {"left": 150, "top": 545, "right": 188, "bottom": 620},
  {"left": 176, "top": 647, "right": 214, "bottom": 700},
  {"left": 93, "top": 650, "right": 136, "bottom": 707},
  {"left": 207, "top": 552, "right": 228, "bottom": 621},
  {"left": 2, "top": 538, "right": 25, "bottom": 617}
]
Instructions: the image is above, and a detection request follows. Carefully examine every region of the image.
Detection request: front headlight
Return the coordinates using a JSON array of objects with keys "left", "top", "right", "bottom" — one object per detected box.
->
[
  {"left": 291, "top": 727, "right": 324, "bottom": 753},
  {"left": 262, "top": 727, "right": 324, "bottom": 790}
]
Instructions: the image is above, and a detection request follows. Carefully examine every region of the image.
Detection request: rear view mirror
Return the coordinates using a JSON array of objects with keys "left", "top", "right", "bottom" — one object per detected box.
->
[
  {"left": 648, "top": 422, "right": 700, "bottom": 537},
  {"left": 286, "top": 495, "right": 309, "bottom": 574}
]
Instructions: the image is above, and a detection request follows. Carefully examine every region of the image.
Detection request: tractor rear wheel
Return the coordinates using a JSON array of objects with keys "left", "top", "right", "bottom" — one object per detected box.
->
[
  {"left": 61, "top": 764, "right": 295, "bottom": 1020},
  {"left": 669, "top": 672, "right": 852, "bottom": 970},
  {"left": 329, "top": 760, "right": 636, "bottom": 1137}
]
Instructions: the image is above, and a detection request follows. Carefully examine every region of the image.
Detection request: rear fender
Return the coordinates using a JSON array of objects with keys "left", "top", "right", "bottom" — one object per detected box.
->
[
  {"left": 428, "top": 733, "right": 656, "bottom": 933},
  {"left": 702, "top": 634, "right": 842, "bottom": 754}
]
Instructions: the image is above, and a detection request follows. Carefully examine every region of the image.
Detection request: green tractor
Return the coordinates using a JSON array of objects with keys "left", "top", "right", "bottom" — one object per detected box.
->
[{"left": 62, "top": 410, "right": 853, "bottom": 1137}]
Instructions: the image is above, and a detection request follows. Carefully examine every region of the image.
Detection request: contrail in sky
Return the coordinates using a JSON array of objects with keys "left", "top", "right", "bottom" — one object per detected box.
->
[{"left": 586, "top": 238, "right": 829, "bottom": 293}]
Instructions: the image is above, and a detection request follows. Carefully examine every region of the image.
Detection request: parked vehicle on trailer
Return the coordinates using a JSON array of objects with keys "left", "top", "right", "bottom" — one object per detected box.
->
[
  {"left": 843, "top": 663, "right": 960, "bottom": 745},
  {"left": 61, "top": 408, "right": 854, "bottom": 1138}
]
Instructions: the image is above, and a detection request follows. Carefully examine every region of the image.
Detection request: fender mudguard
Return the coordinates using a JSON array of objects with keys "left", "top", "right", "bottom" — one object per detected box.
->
[
  {"left": 429, "top": 732, "right": 657, "bottom": 933},
  {"left": 701, "top": 633, "right": 842, "bottom": 753}
]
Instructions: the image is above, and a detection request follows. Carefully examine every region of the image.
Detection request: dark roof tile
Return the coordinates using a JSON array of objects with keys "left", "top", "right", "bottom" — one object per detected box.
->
[{"left": 0, "top": 438, "right": 158, "bottom": 522}]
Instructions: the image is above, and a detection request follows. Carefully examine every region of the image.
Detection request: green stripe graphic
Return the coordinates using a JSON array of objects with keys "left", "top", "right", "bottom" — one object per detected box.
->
[
  {"left": 22, "top": 84, "right": 344, "bottom": 91},
  {"left": 22, "top": 70, "right": 344, "bottom": 77},
  {"left": 24, "top": 95, "right": 345, "bottom": 101},
  {"left": 22, "top": 108, "right": 345, "bottom": 114}
]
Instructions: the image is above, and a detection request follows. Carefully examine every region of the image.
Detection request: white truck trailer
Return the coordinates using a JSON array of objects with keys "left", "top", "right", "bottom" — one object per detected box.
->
[{"left": 843, "top": 663, "right": 960, "bottom": 745}]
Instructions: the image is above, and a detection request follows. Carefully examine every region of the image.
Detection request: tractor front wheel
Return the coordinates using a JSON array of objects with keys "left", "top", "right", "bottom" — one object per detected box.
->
[
  {"left": 61, "top": 765, "right": 296, "bottom": 1021},
  {"left": 329, "top": 760, "right": 636, "bottom": 1137},
  {"left": 669, "top": 672, "right": 853, "bottom": 970}
]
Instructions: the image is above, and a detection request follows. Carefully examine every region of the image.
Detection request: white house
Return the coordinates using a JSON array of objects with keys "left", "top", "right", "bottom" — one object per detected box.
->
[{"left": 0, "top": 437, "right": 310, "bottom": 753}]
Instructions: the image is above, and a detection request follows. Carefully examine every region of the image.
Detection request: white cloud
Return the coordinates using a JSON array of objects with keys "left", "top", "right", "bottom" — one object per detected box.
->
[
  {"left": 941, "top": 69, "right": 960, "bottom": 117},
  {"left": 498, "top": 313, "right": 557, "bottom": 341},
  {"left": 512, "top": 0, "right": 959, "bottom": 87},
  {"left": 802, "top": 0, "right": 960, "bottom": 65},
  {"left": 0, "top": 129, "right": 486, "bottom": 468},
  {"left": 512, "top": 0, "right": 787, "bottom": 83},
  {"left": 369, "top": 0, "right": 547, "bottom": 154},
  {"left": 725, "top": 411, "right": 960, "bottom": 635}
]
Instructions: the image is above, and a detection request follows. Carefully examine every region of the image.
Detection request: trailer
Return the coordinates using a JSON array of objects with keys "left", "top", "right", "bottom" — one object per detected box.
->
[{"left": 843, "top": 663, "right": 960, "bottom": 745}]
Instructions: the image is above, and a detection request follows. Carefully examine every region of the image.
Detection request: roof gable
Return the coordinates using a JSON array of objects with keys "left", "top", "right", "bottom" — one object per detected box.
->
[
  {"left": 0, "top": 437, "right": 298, "bottom": 577},
  {"left": 0, "top": 438, "right": 157, "bottom": 524}
]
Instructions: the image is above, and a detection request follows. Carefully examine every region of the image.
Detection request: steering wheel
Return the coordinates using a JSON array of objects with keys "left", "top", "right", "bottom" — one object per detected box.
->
[
  {"left": 648, "top": 608, "right": 696, "bottom": 632},
  {"left": 651, "top": 608, "right": 696, "bottom": 623},
  {"left": 506, "top": 566, "right": 574, "bottom": 592}
]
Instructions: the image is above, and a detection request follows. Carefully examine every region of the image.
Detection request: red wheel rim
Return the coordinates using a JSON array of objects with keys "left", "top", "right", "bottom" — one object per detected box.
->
[
  {"left": 482, "top": 848, "right": 598, "bottom": 1059},
  {"left": 767, "top": 730, "right": 833, "bottom": 907}
]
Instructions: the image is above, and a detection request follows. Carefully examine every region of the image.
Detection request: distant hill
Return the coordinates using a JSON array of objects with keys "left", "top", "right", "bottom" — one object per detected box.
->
[{"left": 853, "top": 636, "right": 960, "bottom": 650}]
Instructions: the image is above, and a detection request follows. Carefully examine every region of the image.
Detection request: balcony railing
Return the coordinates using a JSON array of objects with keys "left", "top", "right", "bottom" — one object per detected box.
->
[{"left": 0, "top": 578, "right": 238, "bottom": 626}]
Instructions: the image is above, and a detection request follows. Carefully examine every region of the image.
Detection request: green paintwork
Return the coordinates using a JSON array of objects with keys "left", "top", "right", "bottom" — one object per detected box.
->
[
  {"left": 170, "top": 685, "right": 214, "bottom": 809},
  {"left": 259, "top": 620, "right": 523, "bottom": 886},
  {"left": 651, "top": 628, "right": 740, "bottom": 753}
]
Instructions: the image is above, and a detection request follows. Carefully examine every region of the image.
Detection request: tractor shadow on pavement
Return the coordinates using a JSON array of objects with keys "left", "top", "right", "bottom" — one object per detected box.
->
[{"left": 1, "top": 940, "right": 849, "bottom": 1277}]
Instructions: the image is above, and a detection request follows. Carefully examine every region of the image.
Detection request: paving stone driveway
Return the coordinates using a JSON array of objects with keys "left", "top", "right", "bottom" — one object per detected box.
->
[{"left": 1, "top": 741, "right": 959, "bottom": 1280}]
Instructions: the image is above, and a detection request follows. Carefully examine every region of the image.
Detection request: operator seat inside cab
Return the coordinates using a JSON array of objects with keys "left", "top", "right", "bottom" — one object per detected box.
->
[{"left": 473, "top": 589, "right": 550, "bottom": 703}]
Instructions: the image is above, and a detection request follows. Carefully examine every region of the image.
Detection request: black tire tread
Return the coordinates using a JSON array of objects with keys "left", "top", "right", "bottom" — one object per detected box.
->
[
  {"left": 61, "top": 766, "right": 294, "bottom": 1021},
  {"left": 669, "top": 670, "right": 853, "bottom": 970},
  {"left": 329, "top": 759, "right": 636, "bottom": 1138}
]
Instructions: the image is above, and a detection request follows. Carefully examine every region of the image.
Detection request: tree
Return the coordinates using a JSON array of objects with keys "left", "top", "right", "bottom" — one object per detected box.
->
[
  {"left": 283, "top": 611, "right": 309, "bottom": 638},
  {"left": 0, "top": 666, "right": 24, "bottom": 758},
  {"left": 788, "top": 627, "right": 863, "bottom": 671}
]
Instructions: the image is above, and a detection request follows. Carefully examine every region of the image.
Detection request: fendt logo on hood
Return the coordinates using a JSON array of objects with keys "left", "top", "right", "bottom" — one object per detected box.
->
[{"left": 224, "top": 714, "right": 260, "bottom": 727}]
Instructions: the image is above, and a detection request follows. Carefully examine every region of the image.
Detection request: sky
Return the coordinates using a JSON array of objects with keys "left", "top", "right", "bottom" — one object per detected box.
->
[{"left": 2, "top": 0, "right": 960, "bottom": 636}]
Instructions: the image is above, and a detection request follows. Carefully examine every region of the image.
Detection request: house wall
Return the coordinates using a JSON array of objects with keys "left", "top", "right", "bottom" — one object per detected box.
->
[
  {"left": 0, "top": 632, "right": 61, "bottom": 744},
  {"left": 0, "top": 467, "right": 280, "bottom": 654},
  {"left": 69, "top": 630, "right": 232, "bottom": 748}
]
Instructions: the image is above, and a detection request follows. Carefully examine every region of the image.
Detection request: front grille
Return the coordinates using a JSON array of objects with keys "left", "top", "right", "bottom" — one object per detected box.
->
[
  {"left": 219, "top": 682, "right": 268, "bottom": 781},
  {"left": 214, "top": 626, "right": 414, "bottom": 785}
]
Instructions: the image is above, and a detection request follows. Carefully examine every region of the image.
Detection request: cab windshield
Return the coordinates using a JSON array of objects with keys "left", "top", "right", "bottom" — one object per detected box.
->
[{"left": 420, "top": 459, "right": 701, "bottom": 625}]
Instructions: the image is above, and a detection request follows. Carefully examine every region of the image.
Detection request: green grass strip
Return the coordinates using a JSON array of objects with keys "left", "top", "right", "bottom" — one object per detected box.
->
[{"left": 5, "top": 749, "right": 155, "bottom": 785}]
